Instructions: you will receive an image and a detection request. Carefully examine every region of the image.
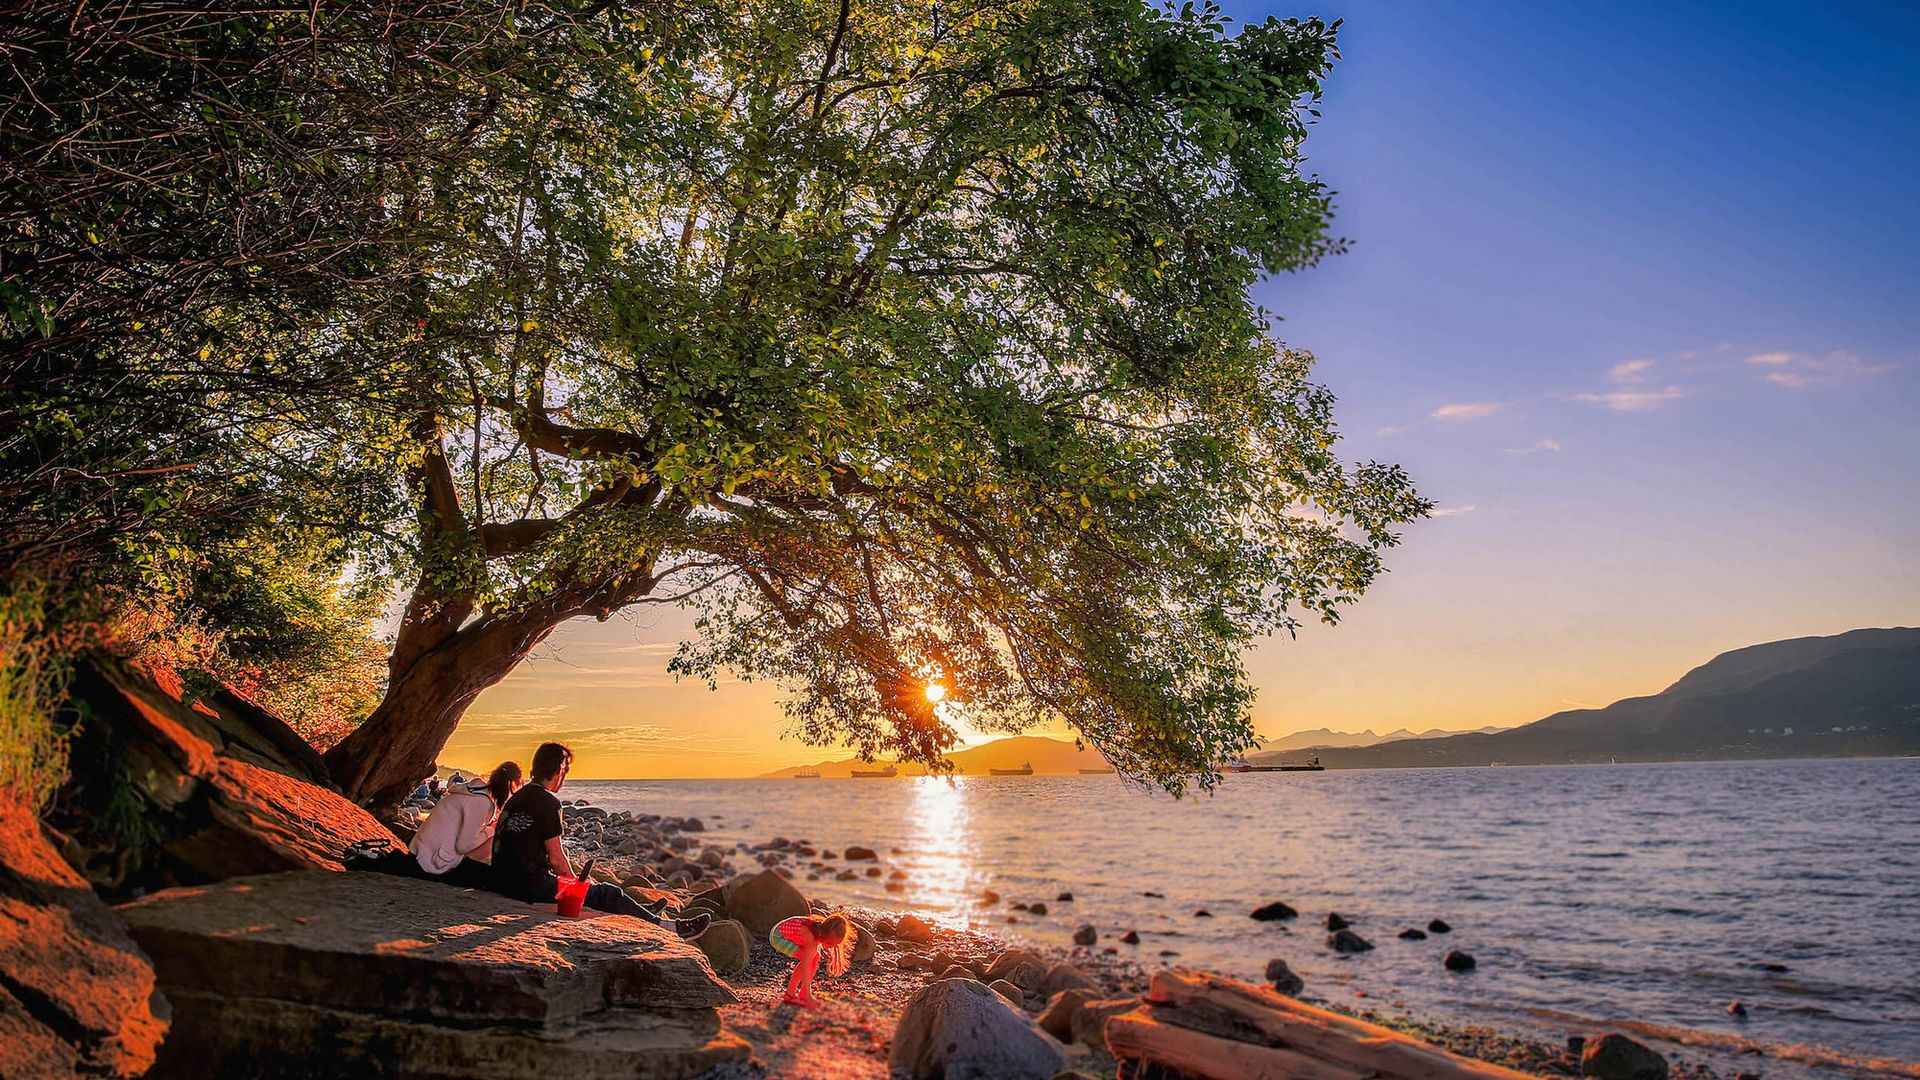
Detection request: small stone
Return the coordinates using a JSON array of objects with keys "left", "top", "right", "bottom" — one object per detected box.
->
[
  {"left": 1326, "top": 912, "right": 1351, "bottom": 931},
  {"left": 1264, "top": 958, "right": 1304, "bottom": 996},
  {"left": 888, "top": 869, "right": 908, "bottom": 880},
  {"left": 1580, "top": 1033, "right": 1669, "bottom": 1080},
  {"left": 1427, "top": 918, "right": 1452, "bottom": 934},
  {"left": 1328, "top": 928, "right": 1374, "bottom": 953},
  {"left": 1251, "top": 901, "right": 1298, "bottom": 921},
  {"left": 1727, "top": 999, "right": 1747, "bottom": 1018},
  {"left": 865, "top": 867, "right": 882, "bottom": 877},
  {"left": 843, "top": 845, "right": 878, "bottom": 861},
  {"left": 1028, "top": 902, "right": 1048, "bottom": 916},
  {"left": 1120, "top": 930, "right": 1140, "bottom": 944},
  {"left": 1443, "top": 949, "right": 1476, "bottom": 972},
  {"left": 981, "top": 889, "right": 1001, "bottom": 904},
  {"left": 1398, "top": 928, "right": 1428, "bottom": 940},
  {"left": 1037, "top": 989, "right": 1096, "bottom": 1042},
  {"left": 1193, "top": 909, "right": 1213, "bottom": 918},
  {"left": 894, "top": 913, "right": 935, "bottom": 943},
  {"left": 1072, "top": 924, "right": 1097, "bottom": 946},
  {"left": 1056, "top": 891, "right": 1074, "bottom": 902}
]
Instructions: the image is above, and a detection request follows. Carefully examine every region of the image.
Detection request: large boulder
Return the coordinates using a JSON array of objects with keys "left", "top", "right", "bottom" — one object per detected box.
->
[
  {"left": 726, "top": 868, "right": 810, "bottom": 938},
  {"left": 890, "top": 978, "right": 1069, "bottom": 1080},
  {"left": 118, "top": 870, "right": 747, "bottom": 1079},
  {"left": 0, "top": 802, "right": 170, "bottom": 1079},
  {"left": 694, "top": 919, "right": 751, "bottom": 976},
  {"left": 54, "top": 654, "right": 400, "bottom": 892},
  {"left": 1581, "top": 1033, "right": 1670, "bottom": 1080}
]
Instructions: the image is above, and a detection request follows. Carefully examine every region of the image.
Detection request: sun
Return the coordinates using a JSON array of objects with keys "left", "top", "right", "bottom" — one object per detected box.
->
[{"left": 924, "top": 681, "right": 948, "bottom": 704}]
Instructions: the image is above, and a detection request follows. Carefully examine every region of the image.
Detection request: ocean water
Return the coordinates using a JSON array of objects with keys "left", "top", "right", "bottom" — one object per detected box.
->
[{"left": 569, "top": 758, "right": 1920, "bottom": 1077}]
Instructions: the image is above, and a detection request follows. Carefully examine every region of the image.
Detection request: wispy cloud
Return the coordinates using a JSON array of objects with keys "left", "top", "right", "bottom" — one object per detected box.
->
[
  {"left": 1744, "top": 349, "right": 1892, "bottom": 389},
  {"left": 1503, "top": 438, "right": 1562, "bottom": 455},
  {"left": 1375, "top": 424, "right": 1408, "bottom": 438},
  {"left": 1608, "top": 359, "right": 1656, "bottom": 384},
  {"left": 1573, "top": 386, "right": 1688, "bottom": 412},
  {"left": 1430, "top": 402, "right": 1503, "bottom": 422},
  {"left": 1429, "top": 504, "right": 1477, "bottom": 518}
]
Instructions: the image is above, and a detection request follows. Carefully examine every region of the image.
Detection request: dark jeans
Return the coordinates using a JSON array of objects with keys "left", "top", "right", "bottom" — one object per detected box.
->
[
  {"left": 350, "top": 851, "right": 657, "bottom": 922},
  {"left": 585, "top": 882, "right": 663, "bottom": 924},
  {"left": 505, "top": 869, "right": 665, "bottom": 925},
  {"left": 352, "top": 849, "right": 494, "bottom": 890}
]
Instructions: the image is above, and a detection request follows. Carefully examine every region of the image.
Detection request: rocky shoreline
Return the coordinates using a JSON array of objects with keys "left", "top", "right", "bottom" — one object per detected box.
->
[{"left": 553, "top": 794, "right": 1723, "bottom": 1080}]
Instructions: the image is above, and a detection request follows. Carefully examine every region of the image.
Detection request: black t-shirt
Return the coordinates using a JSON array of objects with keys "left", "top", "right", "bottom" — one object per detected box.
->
[{"left": 489, "top": 783, "right": 563, "bottom": 902}]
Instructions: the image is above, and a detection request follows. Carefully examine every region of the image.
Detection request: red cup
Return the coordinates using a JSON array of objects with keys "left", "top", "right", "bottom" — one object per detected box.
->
[{"left": 556, "top": 876, "right": 590, "bottom": 917}]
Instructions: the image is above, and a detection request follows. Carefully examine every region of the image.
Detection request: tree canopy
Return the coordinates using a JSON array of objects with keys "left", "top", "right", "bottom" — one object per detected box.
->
[{"left": 4, "top": 0, "right": 1426, "bottom": 806}]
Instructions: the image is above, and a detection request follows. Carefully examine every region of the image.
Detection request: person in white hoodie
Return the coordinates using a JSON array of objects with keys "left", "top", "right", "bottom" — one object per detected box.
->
[{"left": 408, "top": 761, "right": 522, "bottom": 888}]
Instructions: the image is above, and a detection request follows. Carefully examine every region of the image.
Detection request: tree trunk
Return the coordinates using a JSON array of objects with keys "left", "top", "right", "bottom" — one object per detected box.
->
[{"left": 323, "top": 613, "right": 560, "bottom": 815}]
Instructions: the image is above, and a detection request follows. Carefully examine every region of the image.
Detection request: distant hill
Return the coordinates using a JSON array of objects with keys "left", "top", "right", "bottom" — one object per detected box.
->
[
  {"left": 761, "top": 734, "right": 1109, "bottom": 777},
  {"left": 1251, "top": 725, "right": 1509, "bottom": 754},
  {"left": 1313, "top": 628, "right": 1920, "bottom": 769}
]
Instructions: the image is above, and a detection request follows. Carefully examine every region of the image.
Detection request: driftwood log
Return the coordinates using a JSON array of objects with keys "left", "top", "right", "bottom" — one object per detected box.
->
[{"left": 1106, "top": 970, "right": 1538, "bottom": 1080}]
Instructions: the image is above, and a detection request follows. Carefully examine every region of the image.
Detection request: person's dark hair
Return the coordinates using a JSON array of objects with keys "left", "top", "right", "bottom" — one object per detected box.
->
[
  {"left": 530, "top": 742, "right": 573, "bottom": 784},
  {"left": 487, "top": 761, "right": 522, "bottom": 806}
]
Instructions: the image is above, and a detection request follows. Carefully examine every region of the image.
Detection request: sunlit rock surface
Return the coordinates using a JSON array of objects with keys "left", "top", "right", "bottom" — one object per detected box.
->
[
  {"left": 57, "top": 654, "right": 402, "bottom": 889},
  {"left": 119, "top": 870, "right": 748, "bottom": 1079},
  {"left": 0, "top": 802, "right": 169, "bottom": 1079}
]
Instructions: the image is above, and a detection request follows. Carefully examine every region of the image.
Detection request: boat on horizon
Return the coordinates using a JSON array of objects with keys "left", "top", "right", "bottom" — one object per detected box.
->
[
  {"left": 1078, "top": 766, "right": 1115, "bottom": 774},
  {"left": 990, "top": 761, "right": 1034, "bottom": 776},
  {"left": 850, "top": 764, "right": 898, "bottom": 778}
]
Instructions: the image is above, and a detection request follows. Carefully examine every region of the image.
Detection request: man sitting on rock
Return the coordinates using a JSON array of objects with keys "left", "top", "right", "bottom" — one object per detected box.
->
[{"left": 491, "top": 741, "right": 709, "bottom": 940}]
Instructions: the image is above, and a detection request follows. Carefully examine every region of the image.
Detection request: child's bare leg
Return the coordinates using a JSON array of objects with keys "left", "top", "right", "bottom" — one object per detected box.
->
[
  {"left": 796, "top": 948, "right": 824, "bottom": 1007},
  {"left": 791, "top": 945, "right": 821, "bottom": 1006},
  {"left": 782, "top": 946, "right": 816, "bottom": 1005}
]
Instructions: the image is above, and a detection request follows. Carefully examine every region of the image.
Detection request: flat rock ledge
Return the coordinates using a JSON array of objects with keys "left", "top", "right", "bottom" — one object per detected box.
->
[{"left": 118, "top": 869, "right": 749, "bottom": 1079}]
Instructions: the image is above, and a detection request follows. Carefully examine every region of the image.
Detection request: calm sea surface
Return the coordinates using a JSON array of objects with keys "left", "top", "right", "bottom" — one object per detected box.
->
[{"left": 570, "top": 758, "right": 1920, "bottom": 1077}]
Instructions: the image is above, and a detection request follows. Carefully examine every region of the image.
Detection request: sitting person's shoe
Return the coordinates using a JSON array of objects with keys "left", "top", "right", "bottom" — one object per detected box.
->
[
  {"left": 638, "top": 896, "right": 670, "bottom": 917},
  {"left": 671, "top": 912, "right": 711, "bottom": 940}
]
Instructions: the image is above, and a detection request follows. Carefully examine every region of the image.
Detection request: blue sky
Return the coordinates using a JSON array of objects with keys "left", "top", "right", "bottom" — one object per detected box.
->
[{"left": 448, "top": 3, "right": 1919, "bottom": 776}]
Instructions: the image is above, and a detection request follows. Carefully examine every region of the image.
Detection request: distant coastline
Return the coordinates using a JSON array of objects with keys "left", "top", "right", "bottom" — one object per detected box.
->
[{"left": 741, "top": 627, "right": 1920, "bottom": 780}]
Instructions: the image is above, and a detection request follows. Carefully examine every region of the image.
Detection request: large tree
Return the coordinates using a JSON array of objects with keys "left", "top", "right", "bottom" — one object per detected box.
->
[
  {"left": 6, "top": 0, "right": 1427, "bottom": 811},
  {"left": 321, "top": 0, "right": 1427, "bottom": 808}
]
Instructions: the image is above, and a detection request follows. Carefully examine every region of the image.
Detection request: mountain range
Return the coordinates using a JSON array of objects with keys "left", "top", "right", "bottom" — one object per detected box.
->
[
  {"left": 1306, "top": 627, "right": 1920, "bottom": 768},
  {"left": 1253, "top": 725, "right": 1509, "bottom": 751},
  {"left": 759, "top": 628, "right": 1920, "bottom": 775}
]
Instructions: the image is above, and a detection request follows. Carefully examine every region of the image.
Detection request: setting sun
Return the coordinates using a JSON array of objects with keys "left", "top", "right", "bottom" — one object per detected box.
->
[{"left": 923, "top": 681, "right": 948, "bottom": 704}]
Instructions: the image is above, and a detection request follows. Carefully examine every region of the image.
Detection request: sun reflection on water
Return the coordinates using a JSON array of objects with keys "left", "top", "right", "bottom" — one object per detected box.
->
[{"left": 904, "top": 775, "right": 979, "bottom": 926}]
